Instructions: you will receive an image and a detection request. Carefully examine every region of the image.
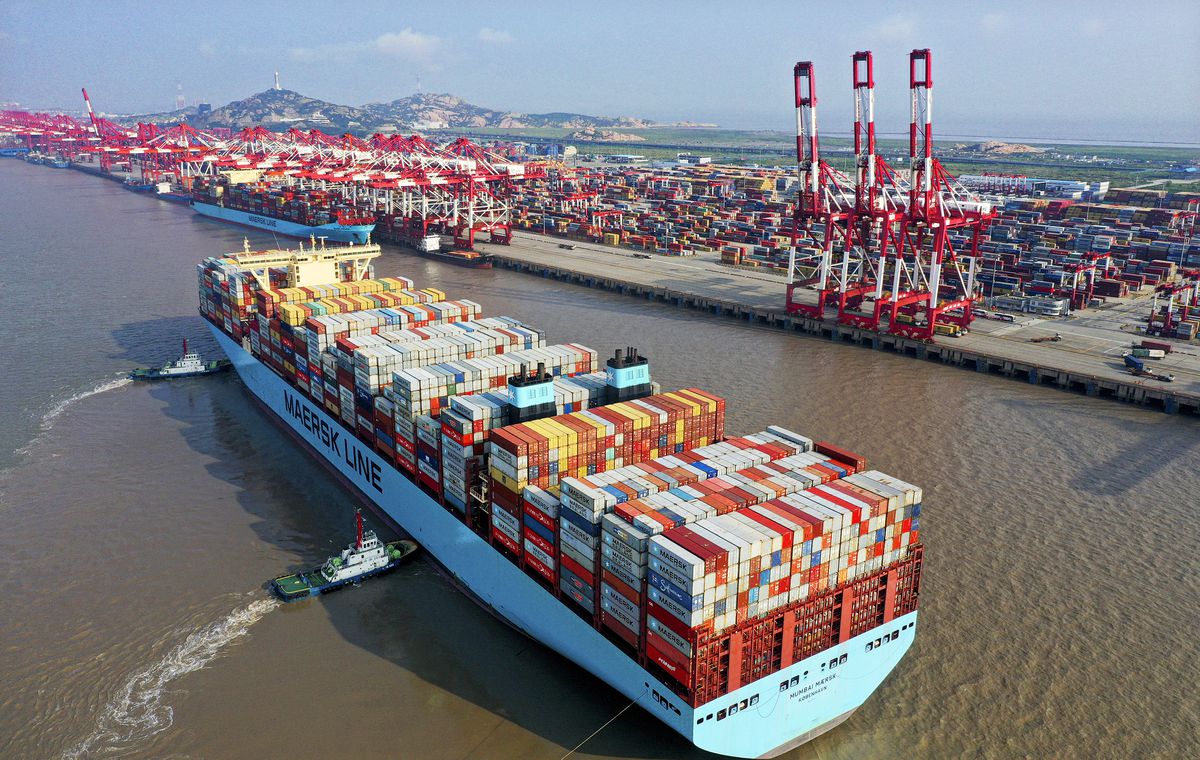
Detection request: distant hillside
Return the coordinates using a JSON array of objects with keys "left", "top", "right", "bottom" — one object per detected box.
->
[
  {"left": 121, "top": 105, "right": 197, "bottom": 124},
  {"left": 955, "top": 141, "right": 1045, "bottom": 155},
  {"left": 195, "top": 89, "right": 370, "bottom": 131},
  {"left": 362, "top": 93, "right": 659, "bottom": 129},
  {"left": 117, "top": 88, "right": 712, "bottom": 132},
  {"left": 567, "top": 127, "right": 646, "bottom": 142}
]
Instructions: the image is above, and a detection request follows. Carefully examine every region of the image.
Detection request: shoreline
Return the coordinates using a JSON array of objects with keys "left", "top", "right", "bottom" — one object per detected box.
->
[{"left": 478, "top": 233, "right": 1200, "bottom": 417}]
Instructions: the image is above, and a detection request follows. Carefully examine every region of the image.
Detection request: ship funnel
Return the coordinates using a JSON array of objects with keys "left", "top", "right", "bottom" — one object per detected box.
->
[
  {"left": 505, "top": 360, "right": 556, "bottom": 426},
  {"left": 606, "top": 345, "right": 651, "bottom": 403}
]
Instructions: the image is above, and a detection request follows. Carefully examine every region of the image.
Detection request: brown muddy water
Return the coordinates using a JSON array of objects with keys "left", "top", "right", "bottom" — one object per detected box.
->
[{"left": 1, "top": 160, "right": 1196, "bottom": 759}]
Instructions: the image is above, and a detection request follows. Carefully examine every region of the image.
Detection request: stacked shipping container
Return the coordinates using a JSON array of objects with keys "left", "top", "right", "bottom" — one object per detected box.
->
[
  {"left": 198, "top": 249, "right": 925, "bottom": 711},
  {"left": 511, "top": 166, "right": 1200, "bottom": 316}
]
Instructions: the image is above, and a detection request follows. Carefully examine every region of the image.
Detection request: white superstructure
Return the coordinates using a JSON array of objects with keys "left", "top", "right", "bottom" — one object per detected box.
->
[
  {"left": 319, "top": 529, "right": 393, "bottom": 582},
  {"left": 156, "top": 347, "right": 208, "bottom": 376}
]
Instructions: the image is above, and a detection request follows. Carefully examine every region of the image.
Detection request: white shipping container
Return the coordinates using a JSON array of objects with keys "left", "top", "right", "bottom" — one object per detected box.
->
[
  {"left": 559, "top": 538, "right": 596, "bottom": 573},
  {"left": 560, "top": 528, "right": 598, "bottom": 563},
  {"left": 491, "top": 506, "right": 521, "bottom": 536},
  {"left": 600, "top": 583, "right": 640, "bottom": 621}
]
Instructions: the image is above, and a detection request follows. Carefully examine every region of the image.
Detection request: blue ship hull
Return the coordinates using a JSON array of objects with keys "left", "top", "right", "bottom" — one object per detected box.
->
[
  {"left": 209, "top": 325, "right": 917, "bottom": 758},
  {"left": 192, "top": 201, "right": 374, "bottom": 245}
]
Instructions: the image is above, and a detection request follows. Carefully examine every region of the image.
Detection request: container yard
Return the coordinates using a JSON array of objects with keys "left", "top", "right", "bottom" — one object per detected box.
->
[
  {"left": 509, "top": 163, "right": 1199, "bottom": 316},
  {"left": 190, "top": 234, "right": 926, "bottom": 757}
]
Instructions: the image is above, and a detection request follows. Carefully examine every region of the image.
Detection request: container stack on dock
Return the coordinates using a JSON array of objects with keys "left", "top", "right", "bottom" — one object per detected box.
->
[
  {"left": 511, "top": 166, "right": 1200, "bottom": 316},
  {"left": 970, "top": 194, "right": 1200, "bottom": 312},
  {"left": 198, "top": 240, "right": 926, "bottom": 724},
  {"left": 513, "top": 167, "right": 797, "bottom": 262}
]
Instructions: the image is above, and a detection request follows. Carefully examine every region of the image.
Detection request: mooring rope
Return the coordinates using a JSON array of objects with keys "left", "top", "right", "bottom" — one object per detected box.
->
[{"left": 559, "top": 689, "right": 647, "bottom": 759}]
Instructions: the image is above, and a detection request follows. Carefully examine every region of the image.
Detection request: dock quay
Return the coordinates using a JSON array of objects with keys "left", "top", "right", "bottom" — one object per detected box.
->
[
  {"left": 479, "top": 232, "right": 1200, "bottom": 416},
  {"left": 69, "top": 161, "right": 128, "bottom": 183}
]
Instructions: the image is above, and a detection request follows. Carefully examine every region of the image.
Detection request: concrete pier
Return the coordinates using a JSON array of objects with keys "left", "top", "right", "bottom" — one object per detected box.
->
[{"left": 479, "top": 232, "right": 1200, "bottom": 416}]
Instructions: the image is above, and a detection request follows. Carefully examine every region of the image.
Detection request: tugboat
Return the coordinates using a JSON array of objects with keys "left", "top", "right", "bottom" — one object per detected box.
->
[
  {"left": 271, "top": 511, "right": 419, "bottom": 601},
  {"left": 129, "top": 339, "right": 232, "bottom": 380},
  {"left": 123, "top": 177, "right": 157, "bottom": 192}
]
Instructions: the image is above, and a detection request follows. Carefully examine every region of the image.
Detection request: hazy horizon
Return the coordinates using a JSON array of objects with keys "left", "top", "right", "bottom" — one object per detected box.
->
[{"left": 2, "top": 0, "right": 1197, "bottom": 144}]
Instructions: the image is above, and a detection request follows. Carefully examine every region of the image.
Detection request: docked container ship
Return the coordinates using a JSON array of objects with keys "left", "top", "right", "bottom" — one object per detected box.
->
[
  {"left": 199, "top": 240, "right": 923, "bottom": 758},
  {"left": 191, "top": 173, "right": 375, "bottom": 244}
]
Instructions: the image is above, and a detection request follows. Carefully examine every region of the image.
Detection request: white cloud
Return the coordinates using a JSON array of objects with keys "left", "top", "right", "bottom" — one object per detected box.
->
[
  {"left": 867, "top": 13, "right": 918, "bottom": 43},
  {"left": 290, "top": 29, "right": 442, "bottom": 67},
  {"left": 980, "top": 13, "right": 1010, "bottom": 34},
  {"left": 198, "top": 41, "right": 217, "bottom": 56},
  {"left": 375, "top": 29, "right": 442, "bottom": 60},
  {"left": 1081, "top": 19, "right": 1105, "bottom": 38},
  {"left": 478, "top": 27, "right": 515, "bottom": 45}
]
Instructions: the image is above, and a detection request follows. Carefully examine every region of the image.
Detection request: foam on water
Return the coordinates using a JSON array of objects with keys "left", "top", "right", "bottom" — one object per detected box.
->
[
  {"left": 63, "top": 596, "right": 278, "bottom": 759},
  {"left": 42, "top": 377, "right": 133, "bottom": 430},
  {"left": 7, "top": 375, "right": 134, "bottom": 465}
]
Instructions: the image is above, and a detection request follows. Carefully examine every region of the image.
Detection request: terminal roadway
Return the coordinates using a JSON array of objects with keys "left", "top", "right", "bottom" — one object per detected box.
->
[
  {"left": 484, "top": 231, "right": 789, "bottom": 310},
  {"left": 478, "top": 232, "right": 1200, "bottom": 402}
]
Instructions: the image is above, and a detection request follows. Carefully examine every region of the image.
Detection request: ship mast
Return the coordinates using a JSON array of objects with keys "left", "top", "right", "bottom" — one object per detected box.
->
[{"left": 356, "top": 509, "right": 363, "bottom": 548}]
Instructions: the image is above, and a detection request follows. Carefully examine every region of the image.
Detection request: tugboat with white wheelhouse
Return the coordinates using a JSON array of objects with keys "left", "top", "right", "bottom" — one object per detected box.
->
[
  {"left": 129, "top": 339, "right": 232, "bottom": 381},
  {"left": 271, "top": 511, "right": 419, "bottom": 601}
]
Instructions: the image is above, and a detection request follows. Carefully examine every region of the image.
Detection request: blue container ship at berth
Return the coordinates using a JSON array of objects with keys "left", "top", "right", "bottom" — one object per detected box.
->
[
  {"left": 199, "top": 240, "right": 924, "bottom": 759},
  {"left": 190, "top": 173, "right": 375, "bottom": 245}
]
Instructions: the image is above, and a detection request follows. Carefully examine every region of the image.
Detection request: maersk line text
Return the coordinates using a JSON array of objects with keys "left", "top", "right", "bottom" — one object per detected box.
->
[{"left": 284, "top": 390, "right": 383, "bottom": 493}]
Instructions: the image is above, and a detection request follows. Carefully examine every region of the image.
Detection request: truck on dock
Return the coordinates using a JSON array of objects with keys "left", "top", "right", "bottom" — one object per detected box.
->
[
  {"left": 1029, "top": 333, "right": 1062, "bottom": 343},
  {"left": 1136, "top": 340, "right": 1173, "bottom": 355},
  {"left": 1123, "top": 353, "right": 1174, "bottom": 382}
]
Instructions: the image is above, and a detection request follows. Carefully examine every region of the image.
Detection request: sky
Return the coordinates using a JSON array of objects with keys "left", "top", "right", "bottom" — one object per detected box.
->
[{"left": 2, "top": 0, "right": 1198, "bottom": 144}]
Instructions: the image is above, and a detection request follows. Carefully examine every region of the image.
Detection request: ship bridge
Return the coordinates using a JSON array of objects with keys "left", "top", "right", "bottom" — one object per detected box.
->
[{"left": 222, "top": 237, "right": 382, "bottom": 288}]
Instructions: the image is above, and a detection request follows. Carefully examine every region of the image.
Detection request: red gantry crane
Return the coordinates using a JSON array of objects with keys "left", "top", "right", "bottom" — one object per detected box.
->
[
  {"left": 4, "top": 97, "right": 524, "bottom": 251},
  {"left": 786, "top": 60, "right": 856, "bottom": 319},
  {"left": 787, "top": 49, "right": 995, "bottom": 341},
  {"left": 788, "top": 52, "right": 908, "bottom": 329},
  {"left": 887, "top": 49, "right": 994, "bottom": 340},
  {"left": 1148, "top": 275, "right": 1200, "bottom": 337}
]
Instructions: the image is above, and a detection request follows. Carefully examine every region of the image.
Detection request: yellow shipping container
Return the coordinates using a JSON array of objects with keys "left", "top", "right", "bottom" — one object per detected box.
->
[
  {"left": 278, "top": 303, "right": 306, "bottom": 326},
  {"left": 663, "top": 391, "right": 701, "bottom": 418},
  {"left": 492, "top": 468, "right": 526, "bottom": 493}
]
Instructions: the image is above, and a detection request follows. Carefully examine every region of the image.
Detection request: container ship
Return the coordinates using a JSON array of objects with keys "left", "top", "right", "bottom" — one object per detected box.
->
[
  {"left": 191, "top": 173, "right": 375, "bottom": 244},
  {"left": 199, "top": 240, "right": 923, "bottom": 758}
]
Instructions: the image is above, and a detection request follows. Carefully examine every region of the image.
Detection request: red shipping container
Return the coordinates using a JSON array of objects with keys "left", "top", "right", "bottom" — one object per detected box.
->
[
  {"left": 523, "top": 502, "right": 556, "bottom": 532},
  {"left": 492, "top": 527, "right": 520, "bottom": 555},
  {"left": 602, "top": 569, "right": 641, "bottom": 605},
  {"left": 646, "top": 638, "right": 692, "bottom": 688},
  {"left": 647, "top": 601, "right": 693, "bottom": 640},
  {"left": 561, "top": 552, "right": 595, "bottom": 586},
  {"left": 523, "top": 526, "right": 555, "bottom": 557},
  {"left": 601, "top": 611, "right": 639, "bottom": 649},
  {"left": 524, "top": 550, "right": 555, "bottom": 583}
]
